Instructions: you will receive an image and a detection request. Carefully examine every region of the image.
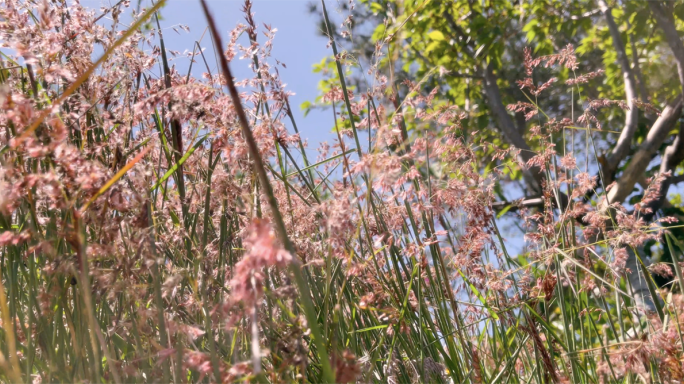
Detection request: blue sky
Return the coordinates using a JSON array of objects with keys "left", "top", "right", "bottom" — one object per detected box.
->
[{"left": 82, "top": 0, "right": 339, "bottom": 154}]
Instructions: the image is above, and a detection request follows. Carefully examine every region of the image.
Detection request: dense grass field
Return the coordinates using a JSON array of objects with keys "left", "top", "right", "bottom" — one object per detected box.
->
[{"left": 1, "top": 0, "right": 684, "bottom": 383}]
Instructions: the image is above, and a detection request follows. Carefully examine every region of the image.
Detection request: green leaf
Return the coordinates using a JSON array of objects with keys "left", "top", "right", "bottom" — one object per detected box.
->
[
  {"left": 428, "top": 30, "right": 445, "bottom": 41},
  {"left": 370, "top": 3, "right": 384, "bottom": 14},
  {"left": 169, "top": 210, "right": 181, "bottom": 227},
  {"left": 496, "top": 204, "right": 513, "bottom": 218}
]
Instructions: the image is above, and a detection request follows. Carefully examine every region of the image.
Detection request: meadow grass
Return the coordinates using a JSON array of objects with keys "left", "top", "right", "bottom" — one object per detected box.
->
[{"left": 0, "top": 1, "right": 681, "bottom": 383}]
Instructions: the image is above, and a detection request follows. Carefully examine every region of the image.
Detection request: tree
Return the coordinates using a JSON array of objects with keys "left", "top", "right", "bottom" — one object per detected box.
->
[{"left": 311, "top": 0, "right": 684, "bottom": 312}]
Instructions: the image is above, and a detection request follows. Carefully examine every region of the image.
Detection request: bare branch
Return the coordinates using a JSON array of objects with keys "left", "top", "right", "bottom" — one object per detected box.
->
[
  {"left": 607, "top": 95, "right": 683, "bottom": 205},
  {"left": 649, "top": 0, "right": 684, "bottom": 94},
  {"left": 627, "top": 24, "right": 650, "bottom": 104},
  {"left": 598, "top": 0, "right": 640, "bottom": 186},
  {"left": 491, "top": 197, "right": 545, "bottom": 212},
  {"left": 570, "top": 8, "right": 601, "bottom": 20},
  {"left": 643, "top": 120, "right": 684, "bottom": 220}
]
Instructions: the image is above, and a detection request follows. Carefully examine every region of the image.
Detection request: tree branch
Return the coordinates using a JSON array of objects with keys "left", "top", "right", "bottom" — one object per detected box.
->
[
  {"left": 606, "top": 95, "right": 683, "bottom": 205},
  {"left": 570, "top": 8, "right": 601, "bottom": 20},
  {"left": 627, "top": 24, "right": 650, "bottom": 103},
  {"left": 671, "top": 173, "right": 684, "bottom": 185},
  {"left": 644, "top": 120, "right": 684, "bottom": 220},
  {"left": 648, "top": 0, "right": 684, "bottom": 95},
  {"left": 482, "top": 65, "right": 545, "bottom": 195},
  {"left": 598, "top": 0, "right": 640, "bottom": 186},
  {"left": 443, "top": 9, "right": 545, "bottom": 195},
  {"left": 491, "top": 197, "right": 545, "bottom": 212}
]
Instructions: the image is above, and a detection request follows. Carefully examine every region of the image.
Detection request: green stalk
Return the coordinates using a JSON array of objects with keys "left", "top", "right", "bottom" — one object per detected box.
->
[
  {"left": 199, "top": 2, "right": 335, "bottom": 381},
  {"left": 320, "top": 0, "right": 364, "bottom": 158}
]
